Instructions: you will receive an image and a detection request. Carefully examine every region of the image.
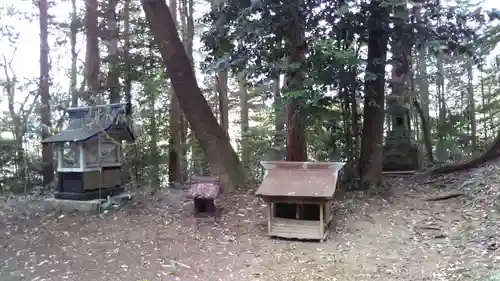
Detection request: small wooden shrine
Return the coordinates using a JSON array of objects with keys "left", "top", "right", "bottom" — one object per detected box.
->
[
  {"left": 256, "top": 161, "right": 345, "bottom": 242},
  {"left": 42, "top": 103, "right": 134, "bottom": 201},
  {"left": 187, "top": 176, "right": 221, "bottom": 216}
]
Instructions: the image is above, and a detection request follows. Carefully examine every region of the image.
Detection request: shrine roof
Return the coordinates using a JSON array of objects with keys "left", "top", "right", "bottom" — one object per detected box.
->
[
  {"left": 256, "top": 161, "right": 345, "bottom": 199},
  {"left": 42, "top": 103, "right": 134, "bottom": 144}
]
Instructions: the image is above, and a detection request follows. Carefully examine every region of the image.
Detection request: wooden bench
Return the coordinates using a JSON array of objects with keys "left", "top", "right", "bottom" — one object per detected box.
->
[{"left": 187, "top": 176, "right": 221, "bottom": 217}]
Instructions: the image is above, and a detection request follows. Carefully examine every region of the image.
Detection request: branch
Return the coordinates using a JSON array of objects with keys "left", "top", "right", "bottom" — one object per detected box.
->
[
  {"left": 55, "top": 77, "right": 87, "bottom": 130},
  {"left": 20, "top": 91, "right": 41, "bottom": 126},
  {"left": 19, "top": 88, "right": 37, "bottom": 114},
  {"left": 1, "top": 54, "right": 17, "bottom": 122}
]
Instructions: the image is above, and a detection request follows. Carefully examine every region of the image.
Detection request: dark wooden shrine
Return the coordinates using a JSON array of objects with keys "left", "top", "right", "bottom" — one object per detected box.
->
[{"left": 42, "top": 103, "right": 134, "bottom": 200}]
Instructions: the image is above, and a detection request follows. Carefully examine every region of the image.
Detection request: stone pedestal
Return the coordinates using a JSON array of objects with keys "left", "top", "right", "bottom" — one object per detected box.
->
[
  {"left": 382, "top": 135, "right": 423, "bottom": 171},
  {"left": 382, "top": 101, "right": 423, "bottom": 172}
]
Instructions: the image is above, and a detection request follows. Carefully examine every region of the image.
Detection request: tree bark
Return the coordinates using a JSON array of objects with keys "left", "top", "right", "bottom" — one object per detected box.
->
[
  {"left": 70, "top": 0, "right": 78, "bottom": 107},
  {"left": 283, "top": 0, "right": 307, "bottom": 162},
  {"left": 237, "top": 72, "right": 250, "bottom": 173},
  {"left": 39, "top": 0, "right": 54, "bottom": 186},
  {"left": 140, "top": 0, "right": 246, "bottom": 191},
  {"left": 123, "top": 0, "right": 132, "bottom": 116},
  {"left": 413, "top": 99, "right": 434, "bottom": 162},
  {"left": 85, "top": 0, "right": 100, "bottom": 98},
  {"left": 216, "top": 72, "right": 229, "bottom": 134},
  {"left": 467, "top": 57, "right": 476, "bottom": 152},
  {"left": 358, "top": 0, "right": 389, "bottom": 189},
  {"left": 480, "top": 70, "right": 487, "bottom": 143},
  {"left": 436, "top": 52, "right": 446, "bottom": 160},
  {"left": 415, "top": 5, "right": 433, "bottom": 162},
  {"left": 209, "top": 0, "right": 229, "bottom": 135},
  {"left": 272, "top": 71, "right": 285, "bottom": 159},
  {"left": 180, "top": 0, "right": 193, "bottom": 181},
  {"left": 106, "top": 0, "right": 120, "bottom": 103},
  {"left": 146, "top": 77, "right": 160, "bottom": 187},
  {"left": 167, "top": 0, "right": 183, "bottom": 187},
  {"left": 415, "top": 4, "right": 430, "bottom": 141}
]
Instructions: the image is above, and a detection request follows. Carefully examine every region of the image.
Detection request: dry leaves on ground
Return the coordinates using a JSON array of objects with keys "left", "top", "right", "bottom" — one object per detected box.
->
[{"left": 2, "top": 161, "right": 500, "bottom": 280}]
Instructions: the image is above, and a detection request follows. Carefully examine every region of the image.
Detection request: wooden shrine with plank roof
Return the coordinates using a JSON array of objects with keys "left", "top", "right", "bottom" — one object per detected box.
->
[
  {"left": 256, "top": 161, "right": 345, "bottom": 242},
  {"left": 42, "top": 103, "right": 134, "bottom": 201}
]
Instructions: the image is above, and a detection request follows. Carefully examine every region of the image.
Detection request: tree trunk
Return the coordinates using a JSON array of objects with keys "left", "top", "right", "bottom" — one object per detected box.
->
[
  {"left": 179, "top": 0, "right": 193, "bottom": 63},
  {"left": 283, "top": 0, "right": 307, "bottom": 162},
  {"left": 140, "top": 0, "right": 246, "bottom": 191},
  {"left": 1, "top": 56, "right": 26, "bottom": 181},
  {"left": 70, "top": 0, "right": 78, "bottom": 107},
  {"left": 349, "top": 69, "right": 360, "bottom": 169},
  {"left": 238, "top": 72, "right": 250, "bottom": 173},
  {"left": 106, "top": 0, "right": 120, "bottom": 103},
  {"left": 216, "top": 72, "right": 229, "bottom": 133},
  {"left": 167, "top": 0, "right": 183, "bottom": 187},
  {"left": 467, "top": 57, "right": 476, "bottom": 152},
  {"left": 179, "top": 0, "right": 193, "bottom": 181},
  {"left": 415, "top": 17, "right": 429, "bottom": 133},
  {"left": 145, "top": 77, "right": 160, "bottom": 187},
  {"left": 358, "top": 0, "right": 389, "bottom": 189},
  {"left": 413, "top": 99, "right": 434, "bottom": 162},
  {"left": 209, "top": 0, "right": 229, "bottom": 135},
  {"left": 415, "top": 4, "right": 432, "bottom": 162},
  {"left": 341, "top": 71, "right": 352, "bottom": 164},
  {"left": 480, "top": 70, "right": 487, "bottom": 143},
  {"left": 39, "top": 0, "right": 54, "bottom": 186},
  {"left": 123, "top": 0, "right": 132, "bottom": 116},
  {"left": 85, "top": 0, "right": 100, "bottom": 98},
  {"left": 436, "top": 52, "right": 446, "bottom": 160},
  {"left": 272, "top": 71, "right": 285, "bottom": 159},
  {"left": 122, "top": 0, "right": 139, "bottom": 183}
]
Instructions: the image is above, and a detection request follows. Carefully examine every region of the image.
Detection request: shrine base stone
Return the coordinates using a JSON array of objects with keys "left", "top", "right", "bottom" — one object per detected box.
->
[
  {"left": 382, "top": 143, "right": 423, "bottom": 172},
  {"left": 48, "top": 193, "right": 133, "bottom": 214}
]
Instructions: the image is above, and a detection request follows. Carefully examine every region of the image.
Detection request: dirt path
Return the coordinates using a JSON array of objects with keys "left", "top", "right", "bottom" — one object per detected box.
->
[{"left": 1, "top": 175, "right": 500, "bottom": 281}]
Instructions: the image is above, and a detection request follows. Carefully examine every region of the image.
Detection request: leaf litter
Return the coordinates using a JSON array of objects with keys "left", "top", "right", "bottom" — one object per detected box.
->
[{"left": 2, "top": 161, "right": 500, "bottom": 280}]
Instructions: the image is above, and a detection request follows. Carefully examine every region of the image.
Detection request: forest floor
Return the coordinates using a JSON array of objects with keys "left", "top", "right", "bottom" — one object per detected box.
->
[{"left": 2, "top": 163, "right": 500, "bottom": 281}]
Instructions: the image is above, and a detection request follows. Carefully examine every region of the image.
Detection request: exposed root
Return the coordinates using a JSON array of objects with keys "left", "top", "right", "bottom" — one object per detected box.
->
[
  {"left": 423, "top": 190, "right": 465, "bottom": 201},
  {"left": 430, "top": 132, "right": 500, "bottom": 175}
]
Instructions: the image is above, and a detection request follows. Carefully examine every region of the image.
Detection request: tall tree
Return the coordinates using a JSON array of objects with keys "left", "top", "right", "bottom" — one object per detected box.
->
[
  {"left": 272, "top": 71, "right": 285, "bottom": 159},
  {"left": 140, "top": 0, "right": 246, "bottom": 190},
  {"left": 358, "top": 0, "right": 390, "bottom": 189},
  {"left": 1, "top": 55, "right": 39, "bottom": 181},
  {"left": 436, "top": 51, "right": 446, "bottom": 160},
  {"left": 210, "top": 0, "right": 229, "bottom": 134},
  {"left": 237, "top": 71, "right": 250, "bottom": 172},
  {"left": 283, "top": 0, "right": 307, "bottom": 161},
  {"left": 179, "top": 0, "right": 193, "bottom": 180},
  {"left": 466, "top": 56, "right": 476, "bottom": 151},
  {"left": 415, "top": 2, "right": 434, "bottom": 162},
  {"left": 38, "top": 0, "right": 54, "bottom": 186},
  {"left": 85, "top": 0, "right": 100, "bottom": 98},
  {"left": 168, "top": 0, "right": 183, "bottom": 187},
  {"left": 70, "top": 0, "right": 79, "bottom": 107},
  {"left": 123, "top": 0, "right": 132, "bottom": 115},
  {"left": 106, "top": 0, "right": 120, "bottom": 103}
]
